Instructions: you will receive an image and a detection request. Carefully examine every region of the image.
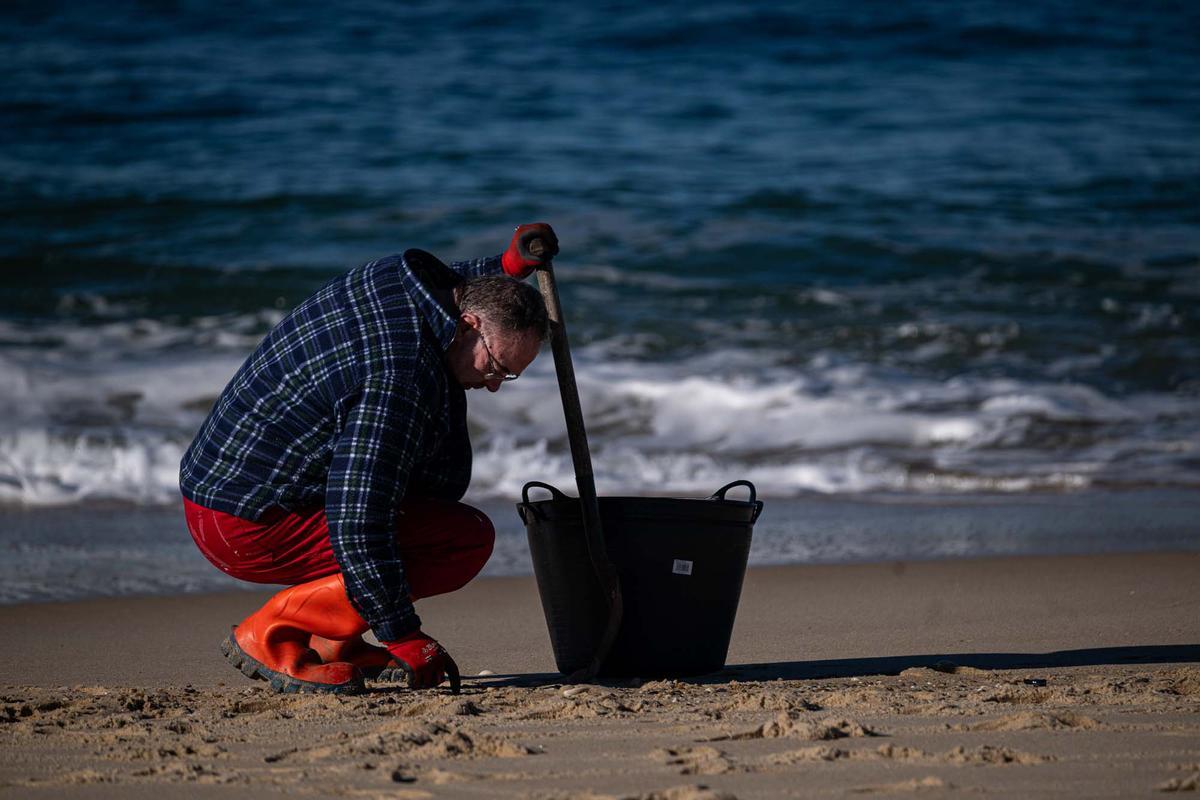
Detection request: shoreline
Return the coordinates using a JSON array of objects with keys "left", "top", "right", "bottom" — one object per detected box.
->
[
  {"left": 1, "top": 551, "right": 1198, "bottom": 687},
  {"left": 3, "top": 487, "right": 1200, "bottom": 606}
]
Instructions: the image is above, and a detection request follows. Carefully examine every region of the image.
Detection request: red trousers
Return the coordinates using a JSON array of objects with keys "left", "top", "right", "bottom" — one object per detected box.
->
[{"left": 182, "top": 497, "right": 494, "bottom": 601}]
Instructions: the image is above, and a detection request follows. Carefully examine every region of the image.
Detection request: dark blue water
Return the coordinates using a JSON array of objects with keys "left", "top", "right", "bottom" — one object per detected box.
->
[{"left": 2, "top": 1, "right": 1199, "bottom": 507}]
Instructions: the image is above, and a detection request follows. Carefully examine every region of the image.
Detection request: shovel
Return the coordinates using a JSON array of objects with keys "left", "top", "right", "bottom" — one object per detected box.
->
[{"left": 530, "top": 238, "right": 623, "bottom": 681}]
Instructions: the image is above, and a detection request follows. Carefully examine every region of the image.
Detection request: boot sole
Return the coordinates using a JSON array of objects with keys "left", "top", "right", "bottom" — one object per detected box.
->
[{"left": 221, "top": 627, "right": 365, "bottom": 695}]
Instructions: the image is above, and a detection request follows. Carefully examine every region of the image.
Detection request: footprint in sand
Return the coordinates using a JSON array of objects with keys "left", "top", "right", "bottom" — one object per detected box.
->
[
  {"left": 652, "top": 745, "right": 736, "bottom": 775},
  {"left": 708, "top": 712, "right": 880, "bottom": 742},
  {"left": 962, "top": 710, "right": 1100, "bottom": 732}
]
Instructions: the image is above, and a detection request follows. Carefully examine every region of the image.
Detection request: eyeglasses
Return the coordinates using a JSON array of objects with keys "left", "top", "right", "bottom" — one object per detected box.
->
[{"left": 478, "top": 329, "right": 519, "bottom": 382}]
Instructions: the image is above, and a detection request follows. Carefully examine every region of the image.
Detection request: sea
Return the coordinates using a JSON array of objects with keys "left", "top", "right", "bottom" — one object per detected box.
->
[{"left": 2, "top": 1, "right": 1198, "bottom": 602}]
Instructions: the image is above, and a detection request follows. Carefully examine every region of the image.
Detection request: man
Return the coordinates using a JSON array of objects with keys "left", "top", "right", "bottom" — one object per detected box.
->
[{"left": 179, "top": 223, "right": 558, "bottom": 695}]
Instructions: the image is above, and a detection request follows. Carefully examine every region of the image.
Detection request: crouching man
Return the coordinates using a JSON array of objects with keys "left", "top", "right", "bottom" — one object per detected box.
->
[{"left": 179, "top": 223, "right": 558, "bottom": 694}]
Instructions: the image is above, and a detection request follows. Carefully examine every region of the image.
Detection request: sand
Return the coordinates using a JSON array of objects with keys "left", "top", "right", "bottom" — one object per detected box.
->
[{"left": 1, "top": 552, "right": 1198, "bottom": 798}]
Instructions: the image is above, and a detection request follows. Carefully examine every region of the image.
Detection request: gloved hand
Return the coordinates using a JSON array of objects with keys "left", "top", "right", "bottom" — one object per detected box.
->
[
  {"left": 502, "top": 222, "right": 559, "bottom": 279},
  {"left": 384, "top": 630, "right": 461, "bottom": 693}
]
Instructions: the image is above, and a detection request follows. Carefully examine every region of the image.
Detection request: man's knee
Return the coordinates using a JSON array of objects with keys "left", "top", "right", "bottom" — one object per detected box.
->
[
  {"left": 398, "top": 499, "right": 495, "bottom": 598},
  {"left": 449, "top": 502, "right": 495, "bottom": 587}
]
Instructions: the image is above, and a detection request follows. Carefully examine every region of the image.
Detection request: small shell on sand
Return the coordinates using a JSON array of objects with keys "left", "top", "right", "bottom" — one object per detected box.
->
[{"left": 477, "top": 670, "right": 495, "bottom": 676}]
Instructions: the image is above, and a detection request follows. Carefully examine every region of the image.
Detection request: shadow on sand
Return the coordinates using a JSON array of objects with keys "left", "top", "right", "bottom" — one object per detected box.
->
[
  {"left": 471, "top": 644, "right": 1200, "bottom": 689},
  {"left": 724, "top": 643, "right": 1200, "bottom": 681}
]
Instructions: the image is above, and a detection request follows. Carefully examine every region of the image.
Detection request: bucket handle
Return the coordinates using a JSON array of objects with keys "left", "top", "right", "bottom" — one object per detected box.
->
[
  {"left": 708, "top": 480, "right": 764, "bottom": 523},
  {"left": 518, "top": 481, "right": 571, "bottom": 523},
  {"left": 522, "top": 480, "right": 569, "bottom": 505}
]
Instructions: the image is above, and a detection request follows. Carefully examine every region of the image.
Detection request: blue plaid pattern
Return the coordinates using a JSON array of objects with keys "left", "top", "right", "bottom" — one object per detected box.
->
[{"left": 180, "top": 251, "right": 502, "bottom": 641}]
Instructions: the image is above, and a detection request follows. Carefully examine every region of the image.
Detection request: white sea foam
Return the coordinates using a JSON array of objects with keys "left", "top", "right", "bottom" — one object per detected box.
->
[
  {"left": 0, "top": 317, "right": 1196, "bottom": 507},
  {"left": 0, "top": 429, "right": 186, "bottom": 506}
]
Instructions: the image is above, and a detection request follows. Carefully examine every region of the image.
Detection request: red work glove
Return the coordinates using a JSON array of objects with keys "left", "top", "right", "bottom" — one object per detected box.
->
[
  {"left": 384, "top": 630, "right": 461, "bottom": 693},
  {"left": 501, "top": 222, "right": 559, "bottom": 279}
]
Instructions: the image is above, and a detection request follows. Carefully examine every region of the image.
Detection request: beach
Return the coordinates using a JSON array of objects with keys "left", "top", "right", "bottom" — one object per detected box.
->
[
  {"left": 3, "top": 552, "right": 1197, "bottom": 798},
  {"left": 4, "top": 3, "right": 1199, "bottom": 797}
]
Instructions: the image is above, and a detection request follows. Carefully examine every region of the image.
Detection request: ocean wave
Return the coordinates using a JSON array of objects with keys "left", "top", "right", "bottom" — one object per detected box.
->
[{"left": 0, "top": 314, "right": 1196, "bottom": 507}]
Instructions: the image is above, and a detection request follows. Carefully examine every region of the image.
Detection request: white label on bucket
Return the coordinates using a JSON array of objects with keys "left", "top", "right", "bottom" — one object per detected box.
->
[{"left": 672, "top": 559, "right": 693, "bottom": 576}]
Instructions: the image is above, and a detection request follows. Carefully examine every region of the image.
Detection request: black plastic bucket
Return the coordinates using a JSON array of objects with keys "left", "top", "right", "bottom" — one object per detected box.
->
[{"left": 517, "top": 480, "right": 763, "bottom": 678}]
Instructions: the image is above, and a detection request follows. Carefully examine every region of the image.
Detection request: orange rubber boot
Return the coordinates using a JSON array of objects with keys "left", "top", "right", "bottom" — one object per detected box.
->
[
  {"left": 221, "top": 573, "right": 369, "bottom": 694},
  {"left": 311, "top": 590, "right": 423, "bottom": 678},
  {"left": 309, "top": 635, "right": 397, "bottom": 678}
]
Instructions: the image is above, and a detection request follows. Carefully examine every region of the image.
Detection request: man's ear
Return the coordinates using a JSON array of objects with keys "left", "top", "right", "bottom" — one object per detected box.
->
[{"left": 460, "top": 312, "right": 481, "bottom": 330}]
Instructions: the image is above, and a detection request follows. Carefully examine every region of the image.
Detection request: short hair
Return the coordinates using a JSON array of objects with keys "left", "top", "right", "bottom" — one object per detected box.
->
[{"left": 458, "top": 275, "right": 549, "bottom": 342}]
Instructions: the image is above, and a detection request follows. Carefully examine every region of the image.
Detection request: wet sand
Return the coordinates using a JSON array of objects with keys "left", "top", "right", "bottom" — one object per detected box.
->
[{"left": 1, "top": 553, "right": 1198, "bottom": 798}]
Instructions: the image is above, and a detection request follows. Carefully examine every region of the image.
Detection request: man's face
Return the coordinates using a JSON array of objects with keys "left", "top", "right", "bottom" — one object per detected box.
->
[{"left": 448, "top": 313, "right": 542, "bottom": 393}]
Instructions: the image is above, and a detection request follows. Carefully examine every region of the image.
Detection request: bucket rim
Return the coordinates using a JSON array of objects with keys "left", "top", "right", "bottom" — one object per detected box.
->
[{"left": 518, "top": 480, "right": 764, "bottom": 524}]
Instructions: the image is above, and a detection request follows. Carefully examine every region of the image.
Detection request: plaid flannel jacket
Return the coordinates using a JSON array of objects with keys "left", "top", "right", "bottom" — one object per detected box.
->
[{"left": 179, "top": 250, "right": 502, "bottom": 640}]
